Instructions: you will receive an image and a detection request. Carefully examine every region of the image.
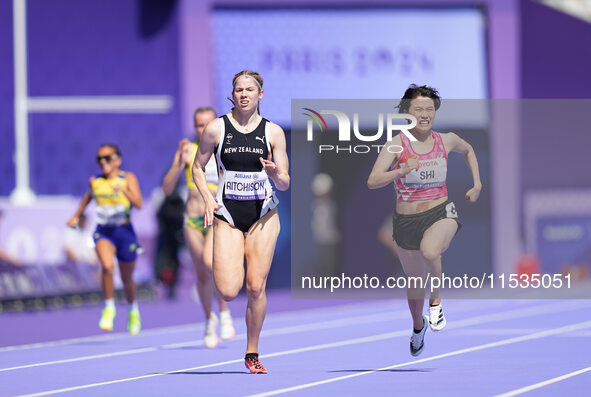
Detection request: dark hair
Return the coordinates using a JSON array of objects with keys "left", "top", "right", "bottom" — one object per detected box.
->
[
  {"left": 398, "top": 84, "right": 441, "bottom": 113},
  {"left": 193, "top": 107, "right": 216, "bottom": 127},
  {"left": 98, "top": 143, "right": 121, "bottom": 157}
]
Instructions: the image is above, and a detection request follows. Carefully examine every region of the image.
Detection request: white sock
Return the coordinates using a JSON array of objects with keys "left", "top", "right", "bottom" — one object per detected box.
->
[
  {"left": 129, "top": 301, "right": 139, "bottom": 312},
  {"left": 220, "top": 309, "right": 232, "bottom": 321},
  {"left": 105, "top": 298, "right": 115, "bottom": 309}
]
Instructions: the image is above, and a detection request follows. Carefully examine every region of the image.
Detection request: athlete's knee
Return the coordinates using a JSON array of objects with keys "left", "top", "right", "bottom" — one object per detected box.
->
[
  {"left": 101, "top": 263, "right": 115, "bottom": 275},
  {"left": 246, "top": 279, "right": 266, "bottom": 300},
  {"left": 420, "top": 247, "right": 441, "bottom": 263},
  {"left": 220, "top": 291, "right": 239, "bottom": 302},
  {"left": 119, "top": 271, "right": 134, "bottom": 285},
  {"left": 216, "top": 284, "right": 240, "bottom": 301}
]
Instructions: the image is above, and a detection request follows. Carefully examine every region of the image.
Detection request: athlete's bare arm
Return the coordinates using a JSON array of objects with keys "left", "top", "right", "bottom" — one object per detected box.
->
[
  {"left": 192, "top": 118, "right": 221, "bottom": 226},
  {"left": 118, "top": 172, "right": 143, "bottom": 209},
  {"left": 260, "top": 122, "right": 290, "bottom": 191},
  {"left": 445, "top": 132, "right": 482, "bottom": 203},
  {"left": 367, "top": 136, "right": 417, "bottom": 189},
  {"left": 162, "top": 139, "right": 191, "bottom": 196},
  {"left": 67, "top": 178, "right": 94, "bottom": 228}
]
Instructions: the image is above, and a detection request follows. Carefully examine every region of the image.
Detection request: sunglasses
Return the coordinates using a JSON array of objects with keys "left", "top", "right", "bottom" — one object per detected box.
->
[{"left": 96, "top": 154, "right": 119, "bottom": 163}]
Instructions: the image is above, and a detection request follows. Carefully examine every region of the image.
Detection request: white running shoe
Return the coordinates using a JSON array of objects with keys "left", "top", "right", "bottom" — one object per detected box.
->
[
  {"left": 204, "top": 312, "right": 219, "bottom": 349},
  {"left": 428, "top": 304, "right": 447, "bottom": 331},
  {"left": 219, "top": 310, "right": 236, "bottom": 341},
  {"left": 410, "top": 315, "right": 429, "bottom": 357}
]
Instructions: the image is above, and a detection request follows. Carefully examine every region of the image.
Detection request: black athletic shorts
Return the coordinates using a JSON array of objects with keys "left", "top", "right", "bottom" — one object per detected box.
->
[
  {"left": 215, "top": 199, "right": 268, "bottom": 233},
  {"left": 392, "top": 200, "right": 461, "bottom": 251}
]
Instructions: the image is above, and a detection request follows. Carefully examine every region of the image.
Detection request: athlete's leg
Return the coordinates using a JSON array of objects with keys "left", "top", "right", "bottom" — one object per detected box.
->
[
  {"left": 95, "top": 238, "right": 117, "bottom": 331},
  {"left": 118, "top": 260, "right": 136, "bottom": 304},
  {"left": 420, "top": 219, "right": 458, "bottom": 306},
  {"left": 212, "top": 218, "right": 246, "bottom": 301},
  {"left": 96, "top": 239, "right": 116, "bottom": 300},
  {"left": 205, "top": 227, "right": 235, "bottom": 340},
  {"left": 118, "top": 260, "right": 141, "bottom": 334},
  {"left": 244, "top": 209, "right": 280, "bottom": 355},
  {"left": 201, "top": 227, "right": 229, "bottom": 313},
  {"left": 398, "top": 247, "right": 428, "bottom": 331},
  {"left": 184, "top": 225, "right": 214, "bottom": 316}
]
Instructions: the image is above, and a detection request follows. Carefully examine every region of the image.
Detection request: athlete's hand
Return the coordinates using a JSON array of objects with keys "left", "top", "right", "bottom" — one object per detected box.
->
[
  {"left": 178, "top": 139, "right": 191, "bottom": 168},
  {"left": 66, "top": 216, "right": 79, "bottom": 228},
  {"left": 260, "top": 154, "right": 278, "bottom": 178},
  {"left": 112, "top": 182, "right": 124, "bottom": 192},
  {"left": 204, "top": 198, "right": 219, "bottom": 228},
  {"left": 465, "top": 185, "right": 481, "bottom": 203},
  {"left": 402, "top": 156, "right": 419, "bottom": 175}
]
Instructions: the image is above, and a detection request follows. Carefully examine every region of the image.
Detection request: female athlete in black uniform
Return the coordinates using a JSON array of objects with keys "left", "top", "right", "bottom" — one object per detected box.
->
[{"left": 192, "top": 70, "right": 290, "bottom": 373}]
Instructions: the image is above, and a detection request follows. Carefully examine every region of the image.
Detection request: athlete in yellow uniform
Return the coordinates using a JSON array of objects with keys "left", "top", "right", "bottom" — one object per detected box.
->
[
  {"left": 163, "top": 107, "right": 235, "bottom": 348},
  {"left": 68, "top": 144, "right": 143, "bottom": 334}
]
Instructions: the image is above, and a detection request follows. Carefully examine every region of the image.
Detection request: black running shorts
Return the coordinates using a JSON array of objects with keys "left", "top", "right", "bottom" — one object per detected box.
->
[{"left": 392, "top": 200, "right": 461, "bottom": 251}]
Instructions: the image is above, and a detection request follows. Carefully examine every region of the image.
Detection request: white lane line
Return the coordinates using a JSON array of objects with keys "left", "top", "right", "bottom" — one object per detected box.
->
[
  {"left": 494, "top": 366, "right": 591, "bottom": 397},
  {"left": 0, "top": 323, "right": 200, "bottom": 353},
  {"left": 0, "top": 299, "right": 556, "bottom": 371},
  {"left": 0, "top": 300, "right": 402, "bottom": 353},
  {"left": 27, "top": 96, "right": 173, "bottom": 113},
  {"left": 9, "top": 301, "right": 589, "bottom": 397},
  {"left": 247, "top": 320, "right": 591, "bottom": 397},
  {"left": 0, "top": 310, "right": 405, "bottom": 372},
  {"left": 455, "top": 328, "right": 591, "bottom": 337},
  {"left": 11, "top": 332, "right": 413, "bottom": 397}
]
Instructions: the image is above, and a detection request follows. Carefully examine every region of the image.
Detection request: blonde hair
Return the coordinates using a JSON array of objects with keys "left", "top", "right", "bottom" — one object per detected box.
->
[{"left": 229, "top": 70, "right": 264, "bottom": 114}]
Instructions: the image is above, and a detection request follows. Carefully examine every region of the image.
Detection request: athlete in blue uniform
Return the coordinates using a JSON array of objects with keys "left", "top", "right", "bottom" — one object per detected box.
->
[{"left": 68, "top": 144, "right": 143, "bottom": 334}]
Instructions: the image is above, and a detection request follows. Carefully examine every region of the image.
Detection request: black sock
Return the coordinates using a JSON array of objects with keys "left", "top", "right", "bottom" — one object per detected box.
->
[
  {"left": 413, "top": 318, "right": 425, "bottom": 333},
  {"left": 245, "top": 353, "right": 259, "bottom": 360},
  {"left": 429, "top": 303, "right": 440, "bottom": 307}
]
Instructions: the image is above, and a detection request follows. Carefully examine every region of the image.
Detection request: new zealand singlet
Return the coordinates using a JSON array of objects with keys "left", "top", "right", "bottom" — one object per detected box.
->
[{"left": 214, "top": 115, "right": 278, "bottom": 232}]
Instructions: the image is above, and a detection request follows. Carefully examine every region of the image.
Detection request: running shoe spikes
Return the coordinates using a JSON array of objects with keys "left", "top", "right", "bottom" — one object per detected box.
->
[
  {"left": 428, "top": 304, "right": 447, "bottom": 331},
  {"left": 410, "top": 315, "right": 429, "bottom": 357},
  {"left": 245, "top": 353, "right": 268, "bottom": 374}
]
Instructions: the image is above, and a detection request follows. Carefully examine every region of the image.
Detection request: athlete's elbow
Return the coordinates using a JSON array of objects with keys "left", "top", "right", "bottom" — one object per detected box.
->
[
  {"left": 462, "top": 143, "right": 474, "bottom": 157},
  {"left": 277, "top": 177, "right": 290, "bottom": 191},
  {"left": 367, "top": 176, "right": 378, "bottom": 189},
  {"left": 162, "top": 184, "right": 173, "bottom": 196},
  {"left": 134, "top": 199, "right": 144, "bottom": 209}
]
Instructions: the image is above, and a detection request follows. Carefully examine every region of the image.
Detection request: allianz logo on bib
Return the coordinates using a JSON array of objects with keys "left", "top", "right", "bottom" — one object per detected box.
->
[{"left": 302, "top": 107, "right": 418, "bottom": 154}]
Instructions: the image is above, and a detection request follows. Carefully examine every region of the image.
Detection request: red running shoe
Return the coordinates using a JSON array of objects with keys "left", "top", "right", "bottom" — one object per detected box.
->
[{"left": 244, "top": 353, "right": 268, "bottom": 374}]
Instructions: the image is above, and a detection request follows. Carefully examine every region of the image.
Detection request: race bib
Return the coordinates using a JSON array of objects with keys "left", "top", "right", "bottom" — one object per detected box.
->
[
  {"left": 403, "top": 157, "right": 447, "bottom": 188},
  {"left": 224, "top": 171, "right": 268, "bottom": 200},
  {"left": 96, "top": 204, "right": 128, "bottom": 225}
]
